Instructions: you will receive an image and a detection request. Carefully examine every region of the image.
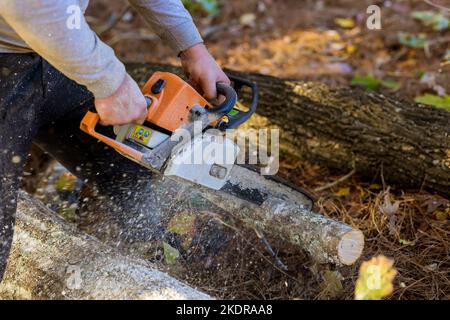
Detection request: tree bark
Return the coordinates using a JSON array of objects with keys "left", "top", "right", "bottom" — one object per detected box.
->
[
  {"left": 0, "top": 191, "right": 211, "bottom": 300},
  {"left": 75, "top": 164, "right": 364, "bottom": 266},
  {"left": 125, "top": 62, "right": 450, "bottom": 197}
]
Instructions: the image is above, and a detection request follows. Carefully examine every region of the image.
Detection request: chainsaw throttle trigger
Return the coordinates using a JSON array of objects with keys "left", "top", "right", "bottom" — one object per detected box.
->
[{"left": 144, "top": 96, "right": 153, "bottom": 109}]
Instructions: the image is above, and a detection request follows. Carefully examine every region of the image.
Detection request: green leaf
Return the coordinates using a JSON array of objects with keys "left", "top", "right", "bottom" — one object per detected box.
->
[
  {"left": 398, "top": 32, "right": 427, "bottom": 49},
  {"left": 351, "top": 75, "right": 380, "bottom": 91},
  {"left": 415, "top": 94, "right": 450, "bottom": 110},
  {"left": 411, "top": 10, "right": 449, "bottom": 31},
  {"left": 415, "top": 70, "right": 426, "bottom": 79},
  {"left": 163, "top": 242, "right": 180, "bottom": 265},
  {"left": 54, "top": 173, "right": 77, "bottom": 192},
  {"left": 381, "top": 80, "right": 401, "bottom": 91},
  {"left": 412, "top": 10, "right": 435, "bottom": 22}
]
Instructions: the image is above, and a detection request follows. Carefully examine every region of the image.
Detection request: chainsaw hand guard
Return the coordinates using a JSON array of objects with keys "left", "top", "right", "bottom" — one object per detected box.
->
[{"left": 218, "top": 75, "right": 258, "bottom": 130}]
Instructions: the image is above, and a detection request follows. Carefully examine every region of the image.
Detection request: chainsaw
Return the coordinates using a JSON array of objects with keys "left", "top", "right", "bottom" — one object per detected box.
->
[{"left": 80, "top": 72, "right": 258, "bottom": 190}]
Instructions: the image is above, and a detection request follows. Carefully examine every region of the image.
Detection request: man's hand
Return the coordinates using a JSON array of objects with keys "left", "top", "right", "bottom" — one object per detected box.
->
[
  {"left": 180, "top": 43, "right": 230, "bottom": 101},
  {"left": 95, "top": 74, "right": 147, "bottom": 126}
]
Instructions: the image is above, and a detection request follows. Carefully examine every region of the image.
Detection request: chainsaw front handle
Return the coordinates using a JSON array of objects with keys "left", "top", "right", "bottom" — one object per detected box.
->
[
  {"left": 220, "top": 75, "right": 258, "bottom": 130},
  {"left": 208, "top": 83, "right": 238, "bottom": 115}
]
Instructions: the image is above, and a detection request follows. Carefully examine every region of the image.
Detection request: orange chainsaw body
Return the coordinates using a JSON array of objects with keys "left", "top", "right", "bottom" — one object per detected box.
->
[
  {"left": 142, "top": 72, "right": 212, "bottom": 132},
  {"left": 80, "top": 72, "right": 213, "bottom": 163}
]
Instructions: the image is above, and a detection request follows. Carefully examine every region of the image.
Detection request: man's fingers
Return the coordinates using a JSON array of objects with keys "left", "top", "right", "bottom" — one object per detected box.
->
[
  {"left": 133, "top": 97, "right": 148, "bottom": 125},
  {"left": 134, "top": 111, "right": 147, "bottom": 125},
  {"left": 218, "top": 73, "right": 231, "bottom": 86},
  {"left": 201, "top": 77, "right": 217, "bottom": 101}
]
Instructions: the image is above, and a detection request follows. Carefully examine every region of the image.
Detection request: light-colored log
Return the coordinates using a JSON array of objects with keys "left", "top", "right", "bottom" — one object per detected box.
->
[
  {"left": 0, "top": 191, "right": 211, "bottom": 300},
  {"left": 77, "top": 166, "right": 364, "bottom": 266}
]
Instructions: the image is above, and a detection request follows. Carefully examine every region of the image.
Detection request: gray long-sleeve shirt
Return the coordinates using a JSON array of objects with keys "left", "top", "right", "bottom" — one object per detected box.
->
[{"left": 0, "top": 0, "right": 203, "bottom": 98}]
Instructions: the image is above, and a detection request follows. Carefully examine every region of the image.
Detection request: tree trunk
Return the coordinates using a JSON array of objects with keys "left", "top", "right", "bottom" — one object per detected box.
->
[
  {"left": 76, "top": 165, "right": 364, "bottom": 267},
  {"left": 125, "top": 62, "right": 450, "bottom": 197},
  {"left": 0, "top": 191, "right": 211, "bottom": 300}
]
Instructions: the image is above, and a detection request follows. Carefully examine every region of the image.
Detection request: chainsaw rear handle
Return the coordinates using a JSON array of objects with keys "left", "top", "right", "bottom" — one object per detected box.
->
[
  {"left": 79, "top": 96, "right": 153, "bottom": 162},
  {"left": 220, "top": 74, "right": 258, "bottom": 130}
]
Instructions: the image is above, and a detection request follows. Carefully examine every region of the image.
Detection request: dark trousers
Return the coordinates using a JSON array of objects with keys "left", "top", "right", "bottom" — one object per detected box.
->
[{"left": 0, "top": 53, "right": 151, "bottom": 281}]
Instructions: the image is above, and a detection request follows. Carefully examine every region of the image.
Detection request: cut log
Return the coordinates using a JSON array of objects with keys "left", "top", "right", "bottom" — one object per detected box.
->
[
  {"left": 125, "top": 62, "right": 450, "bottom": 197},
  {"left": 74, "top": 165, "right": 364, "bottom": 266},
  {"left": 0, "top": 191, "right": 211, "bottom": 300}
]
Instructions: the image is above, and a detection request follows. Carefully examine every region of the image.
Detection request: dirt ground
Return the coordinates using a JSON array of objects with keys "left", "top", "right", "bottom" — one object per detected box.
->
[{"left": 29, "top": 0, "right": 449, "bottom": 300}]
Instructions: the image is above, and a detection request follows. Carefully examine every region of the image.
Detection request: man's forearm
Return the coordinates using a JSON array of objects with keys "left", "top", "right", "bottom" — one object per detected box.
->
[
  {"left": 128, "top": 0, "right": 203, "bottom": 53},
  {"left": 0, "top": 0, "right": 126, "bottom": 98},
  {"left": 0, "top": 0, "right": 204, "bottom": 98}
]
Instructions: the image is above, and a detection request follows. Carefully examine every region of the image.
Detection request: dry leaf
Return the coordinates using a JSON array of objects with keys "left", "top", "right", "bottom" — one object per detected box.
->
[
  {"left": 334, "top": 18, "right": 355, "bottom": 29},
  {"left": 240, "top": 13, "right": 256, "bottom": 28},
  {"left": 399, "top": 238, "right": 415, "bottom": 246},
  {"left": 355, "top": 255, "right": 397, "bottom": 300},
  {"left": 167, "top": 212, "right": 196, "bottom": 236},
  {"left": 334, "top": 187, "right": 350, "bottom": 197},
  {"left": 433, "top": 210, "right": 448, "bottom": 221},
  {"left": 380, "top": 192, "right": 400, "bottom": 216}
]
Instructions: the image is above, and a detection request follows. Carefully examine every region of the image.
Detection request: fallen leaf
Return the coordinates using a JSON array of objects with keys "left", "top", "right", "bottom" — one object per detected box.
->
[
  {"left": 167, "top": 212, "right": 196, "bottom": 236},
  {"left": 380, "top": 192, "right": 400, "bottom": 216},
  {"left": 411, "top": 10, "right": 449, "bottom": 31},
  {"left": 433, "top": 210, "right": 448, "bottom": 221},
  {"left": 334, "top": 187, "right": 350, "bottom": 197},
  {"left": 334, "top": 17, "right": 355, "bottom": 29},
  {"left": 355, "top": 255, "right": 397, "bottom": 300},
  {"left": 163, "top": 242, "right": 180, "bottom": 265},
  {"left": 351, "top": 74, "right": 380, "bottom": 91},
  {"left": 424, "top": 263, "right": 438, "bottom": 272},
  {"left": 240, "top": 13, "right": 256, "bottom": 27},
  {"left": 398, "top": 32, "right": 427, "bottom": 49},
  {"left": 346, "top": 44, "right": 357, "bottom": 54},
  {"left": 381, "top": 79, "right": 401, "bottom": 91},
  {"left": 399, "top": 238, "right": 415, "bottom": 246},
  {"left": 54, "top": 172, "right": 77, "bottom": 192},
  {"left": 415, "top": 94, "right": 450, "bottom": 110}
]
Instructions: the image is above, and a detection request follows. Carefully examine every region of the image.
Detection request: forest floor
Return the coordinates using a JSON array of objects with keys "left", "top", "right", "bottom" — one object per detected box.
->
[{"left": 28, "top": 0, "right": 449, "bottom": 299}]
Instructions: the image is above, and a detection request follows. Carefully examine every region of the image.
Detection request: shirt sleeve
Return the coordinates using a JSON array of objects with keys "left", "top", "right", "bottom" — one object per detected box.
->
[
  {"left": 128, "top": 0, "right": 203, "bottom": 53},
  {"left": 0, "top": 0, "right": 126, "bottom": 98}
]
